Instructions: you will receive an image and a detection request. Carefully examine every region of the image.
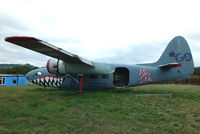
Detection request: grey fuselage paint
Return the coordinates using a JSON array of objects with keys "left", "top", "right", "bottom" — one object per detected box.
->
[
  {"left": 26, "top": 36, "right": 194, "bottom": 89},
  {"left": 26, "top": 63, "right": 191, "bottom": 90}
]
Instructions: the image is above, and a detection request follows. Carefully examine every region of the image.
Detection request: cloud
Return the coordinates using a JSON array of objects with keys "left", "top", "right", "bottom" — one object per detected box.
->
[
  {"left": 93, "top": 40, "right": 166, "bottom": 65},
  {"left": 0, "top": 0, "right": 200, "bottom": 67},
  {"left": 185, "top": 33, "right": 200, "bottom": 66},
  {"left": 0, "top": 40, "right": 50, "bottom": 66},
  {"left": 0, "top": 13, "right": 30, "bottom": 32}
]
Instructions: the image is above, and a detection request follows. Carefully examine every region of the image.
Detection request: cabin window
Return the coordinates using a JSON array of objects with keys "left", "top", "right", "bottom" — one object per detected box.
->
[
  {"left": 90, "top": 75, "right": 98, "bottom": 79},
  {"left": 102, "top": 75, "right": 109, "bottom": 79},
  {"left": 0, "top": 77, "right": 5, "bottom": 85}
]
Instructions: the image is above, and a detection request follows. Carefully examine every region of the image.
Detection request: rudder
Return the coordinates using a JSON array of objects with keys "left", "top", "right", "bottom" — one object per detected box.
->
[{"left": 156, "top": 36, "right": 194, "bottom": 80}]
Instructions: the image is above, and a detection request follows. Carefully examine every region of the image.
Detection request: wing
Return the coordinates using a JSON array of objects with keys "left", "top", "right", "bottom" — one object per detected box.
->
[{"left": 5, "top": 36, "right": 93, "bottom": 66}]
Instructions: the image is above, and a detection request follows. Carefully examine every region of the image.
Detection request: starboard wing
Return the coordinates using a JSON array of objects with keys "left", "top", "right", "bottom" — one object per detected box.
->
[{"left": 5, "top": 36, "right": 93, "bottom": 66}]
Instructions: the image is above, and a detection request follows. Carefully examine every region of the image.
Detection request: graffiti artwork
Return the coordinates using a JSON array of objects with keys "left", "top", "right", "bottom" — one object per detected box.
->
[
  {"left": 169, "top": 51, "right": 175, "bottom": 57},
  {"left": 137, "top": 68, "right": 153, "bottom": 83},
  {"left": 175, "top": 53, "right": 192, "bottom": 62},
  {"left": 169, "top": 51, "right": 192, "bottom": 62}
]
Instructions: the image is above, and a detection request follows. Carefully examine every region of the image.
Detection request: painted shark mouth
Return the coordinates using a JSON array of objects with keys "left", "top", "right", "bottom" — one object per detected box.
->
[{"left": 31, "top": 75, "right": 65, "bottom": 87}]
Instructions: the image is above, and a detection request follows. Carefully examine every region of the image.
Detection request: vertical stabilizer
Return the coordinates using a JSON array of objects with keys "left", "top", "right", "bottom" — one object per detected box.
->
[{"left": 155, "top": 36, "right": 194, "bottom": 80}]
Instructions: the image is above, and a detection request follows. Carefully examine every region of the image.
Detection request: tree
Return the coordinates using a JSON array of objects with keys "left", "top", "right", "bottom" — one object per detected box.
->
[
  {"left": 194, "top": 67, "right": 200, "bottom": 76},
  {"left": 0, "top": 65, "right": 38, "bottom": 75}
]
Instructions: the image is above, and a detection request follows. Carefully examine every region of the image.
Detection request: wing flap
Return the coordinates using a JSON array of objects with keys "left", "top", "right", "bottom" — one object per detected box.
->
[
  {"left": 5, "top": 36, "right": 93, "bottom": 66},
  {"left": 159, "top": 63, "right": 182, "bottom": 69}
]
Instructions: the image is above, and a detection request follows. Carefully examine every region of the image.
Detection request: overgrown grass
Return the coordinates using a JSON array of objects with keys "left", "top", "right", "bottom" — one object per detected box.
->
[{"left": 0, "top": 84, "right": 200, "bottom": 134}]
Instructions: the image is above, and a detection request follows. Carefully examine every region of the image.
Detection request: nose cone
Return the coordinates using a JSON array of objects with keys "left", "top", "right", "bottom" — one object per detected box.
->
[
  {"left": 26, "top": 68, "right": 45, "bottom": 82},
  {"left": 26, "top": 68, "right": 65, "bottom": 88},
  {"left": 26, "top": 70, "right": 35, "bottom": 81}
]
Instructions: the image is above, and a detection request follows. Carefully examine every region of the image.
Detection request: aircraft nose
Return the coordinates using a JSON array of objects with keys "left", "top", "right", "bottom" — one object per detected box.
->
[{"left": 26, "top": 71, "right": 34, "bottom": 81}]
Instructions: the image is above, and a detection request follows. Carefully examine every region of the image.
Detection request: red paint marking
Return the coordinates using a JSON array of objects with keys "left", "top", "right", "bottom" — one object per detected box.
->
[
  {"left": 177, "top": 63, "right": 182, "bottom": 67},
  {"left": 80, "top": 75, "right": 83, "bottom": 93},
  {"left": 46, "top": 59, "right": 51, "bottom": 73},
  {"left": 53, "top": 64, "right": 58, "bottom": 68},
  {"left": 40, "top": 75, "right": 63, "bottom": 79},
  {"left": 137, "top": 68, "right": 153, "bottom": 83},
  {"left": 168, "top": 63, "right": 182, "bottom": 67},
  {"left": 5, "top": 36, "right": 40, "bottom": 42}
]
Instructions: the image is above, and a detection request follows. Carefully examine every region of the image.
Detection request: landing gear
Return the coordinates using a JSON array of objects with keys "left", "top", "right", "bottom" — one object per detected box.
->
[{"left": 67, "top": 74, "right": 84, "bottom": 94}]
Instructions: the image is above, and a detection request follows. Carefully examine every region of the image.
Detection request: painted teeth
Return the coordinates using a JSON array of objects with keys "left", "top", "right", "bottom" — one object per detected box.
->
[
  {"left": 44, "top": 82, "right": 48, "bottom": 87},
  {"left": 53, "top": 82, "right": 57, "bottom": 87},
  {"left": 41, "top": 78, "right": 44, "bottom": 83},
  {"left": 33, "top": 79, "right": 36, "bottom": 84},
  {"left": 32, "top": 76, "right": 65, "bottom": 87},
  {"left": 50, "top": 77, "right": 53, "bottom": 82},
  {"left": 37, "top": 79, "right": 40, "bottom": 84},
  {"left": 45, "top": 77, "right": 49, "bottom": 82}
]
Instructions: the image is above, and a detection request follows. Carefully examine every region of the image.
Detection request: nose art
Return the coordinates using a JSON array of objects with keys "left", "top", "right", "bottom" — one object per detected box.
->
[{"left": 31, "top": 76, "right": 65, "bottom": 87}]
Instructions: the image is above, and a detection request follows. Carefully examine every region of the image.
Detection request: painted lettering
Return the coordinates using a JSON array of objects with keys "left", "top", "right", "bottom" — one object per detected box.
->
[
  {"left": 137, "top": 68, "right": 153, "bottom": 83},
  {"left": 175, "top": 53, "right": 192, "bottom": 62}
]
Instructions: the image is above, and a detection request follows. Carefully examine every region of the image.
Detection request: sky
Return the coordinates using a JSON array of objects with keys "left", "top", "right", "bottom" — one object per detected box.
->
[{"left": 0, "top": 0, "right": 200, "bottom": 67}]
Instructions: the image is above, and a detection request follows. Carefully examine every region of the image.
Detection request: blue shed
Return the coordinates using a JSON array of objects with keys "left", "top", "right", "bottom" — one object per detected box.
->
[{"left": 0, "top": 74, "right": 27, "bottom": 86}]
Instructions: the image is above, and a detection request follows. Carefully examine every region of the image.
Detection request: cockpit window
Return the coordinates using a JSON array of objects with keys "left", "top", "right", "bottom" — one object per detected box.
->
[{"left": 35, "top": 72, "right": 42, "bottom": 76}]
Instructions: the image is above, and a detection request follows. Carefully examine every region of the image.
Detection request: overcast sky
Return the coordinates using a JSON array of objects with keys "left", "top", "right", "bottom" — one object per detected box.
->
[{"left": 0, "top": 0, "right": 200, "bottom": 67}]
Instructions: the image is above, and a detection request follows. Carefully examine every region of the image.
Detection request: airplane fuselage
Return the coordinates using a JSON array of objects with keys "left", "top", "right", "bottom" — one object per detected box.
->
[{"left": 26, "top": 62, "right": 190, "bottom": 90}]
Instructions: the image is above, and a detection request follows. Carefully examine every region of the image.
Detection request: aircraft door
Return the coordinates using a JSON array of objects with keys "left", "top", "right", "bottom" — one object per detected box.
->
[{"left": 113, "top": 67, "right": 129, "bottom": 87}]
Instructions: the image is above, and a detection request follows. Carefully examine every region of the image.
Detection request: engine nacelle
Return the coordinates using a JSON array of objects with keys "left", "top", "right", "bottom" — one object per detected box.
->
[
  {"left": 46, "top": 59, "right": 66, "bottom": 74},
  {"left": 46, "top": 58, "right": 114, "bottom": 75}
]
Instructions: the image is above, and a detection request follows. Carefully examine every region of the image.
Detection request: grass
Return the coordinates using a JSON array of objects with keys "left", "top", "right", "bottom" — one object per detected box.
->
[{"left": 0, "top": 84, "right": 200, "bottom": 134}]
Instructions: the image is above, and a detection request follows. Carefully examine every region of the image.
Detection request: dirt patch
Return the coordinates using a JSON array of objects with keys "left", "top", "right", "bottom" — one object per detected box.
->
[{"left": 0, "top": 125, "right": 7, "bottom": 131}]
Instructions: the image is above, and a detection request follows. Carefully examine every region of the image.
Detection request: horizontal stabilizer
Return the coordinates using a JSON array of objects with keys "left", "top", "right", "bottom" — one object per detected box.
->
[
  {"left": 159, "top": 63, "right": 182, "bottom": 69},
  {"left": 5, "top": 36, "right": 93, "bottom": 67}
]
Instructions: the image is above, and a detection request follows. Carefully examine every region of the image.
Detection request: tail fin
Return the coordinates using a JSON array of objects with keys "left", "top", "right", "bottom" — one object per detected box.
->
[{"left": 155, "top": 36, "right": 194, "bottom": 80}]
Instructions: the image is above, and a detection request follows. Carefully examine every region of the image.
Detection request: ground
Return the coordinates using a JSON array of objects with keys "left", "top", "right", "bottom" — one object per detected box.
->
[{"left": 0, "top": 84, "right": 200, "bottom": 134}]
